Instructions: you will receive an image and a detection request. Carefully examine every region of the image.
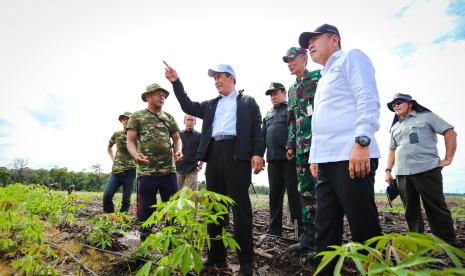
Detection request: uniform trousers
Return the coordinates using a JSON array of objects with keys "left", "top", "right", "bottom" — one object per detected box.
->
[
  {"left": 397, "top": 167, "right": 456, "bottom": 243},
  {"left": 267, "top": 160, "right": 302, "bottom": 236},
  {"left": 137, "top": 173, "right": 178, "bottom": 223},
  {"left": 296, "top": 152, "right": 316, "bottom": 225}
]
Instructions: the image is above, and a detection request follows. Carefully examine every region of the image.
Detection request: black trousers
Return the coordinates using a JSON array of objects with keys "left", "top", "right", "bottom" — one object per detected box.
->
[
  {"left": 205, "top": 140, "right": 253, "bottom": 266},
  {"left": 315, "top": 159, "right": 381, "bottom": 275},
  {"left": 397, "top": 167, "right": 456, "bottom": 243},
  {"left": 267, "top": 160, "right": 302, "bottom": 235},
  {"left": 137, "top": 173, "right": 177, "bottom": 223}
]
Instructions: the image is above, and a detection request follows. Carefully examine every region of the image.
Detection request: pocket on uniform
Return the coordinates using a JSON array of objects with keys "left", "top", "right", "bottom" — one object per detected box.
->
[{"left": 410, "top": 122, "right": 427, "bottom": 144}]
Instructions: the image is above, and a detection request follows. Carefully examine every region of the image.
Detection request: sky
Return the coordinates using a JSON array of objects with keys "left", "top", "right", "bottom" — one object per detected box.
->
[{"left": 1, "top": 0, "right": 464, "bottom": 193}]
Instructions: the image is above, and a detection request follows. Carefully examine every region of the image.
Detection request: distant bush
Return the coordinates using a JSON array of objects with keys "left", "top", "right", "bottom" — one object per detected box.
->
[
  {"left": 197, "top": 181, "right": 269, "bottom": 195},
  {"left": 249, "top": 185, "right": 269, "bottom": 195}
]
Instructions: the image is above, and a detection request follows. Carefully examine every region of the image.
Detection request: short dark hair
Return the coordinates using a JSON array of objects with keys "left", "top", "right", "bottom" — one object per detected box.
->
[
  {"left": 326, "top": 33, "right": 341, "bottom": 49},
  {"left": 224, "top": 72, "right": 236, "bottom": 84},
  {"left": 184, "top": 114, "right": 196, "bottom": 121}
]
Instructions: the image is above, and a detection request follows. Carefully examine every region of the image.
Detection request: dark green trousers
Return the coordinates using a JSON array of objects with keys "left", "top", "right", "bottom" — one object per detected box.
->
[{"left": 397, "top": 167, "right": 456, "bottom": 243}]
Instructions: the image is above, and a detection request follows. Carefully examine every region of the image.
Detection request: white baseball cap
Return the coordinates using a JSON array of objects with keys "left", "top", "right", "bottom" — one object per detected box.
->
[{"left": 207, "top": 64, "right": 236, "bottom": 78}]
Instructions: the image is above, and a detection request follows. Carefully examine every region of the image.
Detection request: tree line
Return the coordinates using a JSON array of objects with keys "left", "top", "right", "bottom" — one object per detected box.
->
[
  {"left": 1, "top": 158, "right": 272, "bottom": 194},
  {"left": 0, "top": 158, "right": 108, "bottom": 192}
]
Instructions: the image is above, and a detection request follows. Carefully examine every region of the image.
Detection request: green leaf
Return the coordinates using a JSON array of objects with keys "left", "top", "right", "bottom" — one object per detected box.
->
[
  {"left": 191, "top": 250, "right": 203, "bottom": 274},
  {"left": 169, "top": 246, "right": 185, "bottom": 268},
  {"left": 135, "top": 261, "right": 152, "bottom": 276},
  {"left": 180, "top": 247, "right": 193, "bottom": 275}
]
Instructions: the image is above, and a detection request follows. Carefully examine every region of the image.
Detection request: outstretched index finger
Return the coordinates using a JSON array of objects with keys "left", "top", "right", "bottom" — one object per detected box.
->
[{"left": 163, "top": 60, "right": 172, "bottom": 69}]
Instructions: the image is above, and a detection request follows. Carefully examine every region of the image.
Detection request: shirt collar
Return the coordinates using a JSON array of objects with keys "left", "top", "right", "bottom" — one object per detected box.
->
[
  {"left": 297, "top": 69, "right": 312, "bottom": 82},
  {"left": 220, "top": 90, "right": 238, "bottom": 99},
  {"left": 399, "top": 110, "right": 417, "bottom": 122},
  {"left": 273, "top": 101, "right": 287, "bottom": 109},
  {"left": 321, "top": 49, "right": 343, "bottom": 76}
]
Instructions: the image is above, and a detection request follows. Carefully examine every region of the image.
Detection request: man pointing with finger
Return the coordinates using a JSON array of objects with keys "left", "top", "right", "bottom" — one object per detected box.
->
[
  {"left": 164, "top": 61, "right": 265, "bottom": 276},
  {"left": 300, "top": 24, "right": 382, "bottom": 273}
]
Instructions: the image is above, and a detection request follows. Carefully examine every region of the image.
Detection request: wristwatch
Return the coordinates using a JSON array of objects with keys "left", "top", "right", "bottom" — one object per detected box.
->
[{"left": 355, "top": 136, "right": 371, "bottom": 147}]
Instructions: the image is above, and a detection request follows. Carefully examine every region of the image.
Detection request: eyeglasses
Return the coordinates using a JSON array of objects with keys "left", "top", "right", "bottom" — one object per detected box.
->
[{"left": 391, "top": 101, "right": 406, "bottom": 108}]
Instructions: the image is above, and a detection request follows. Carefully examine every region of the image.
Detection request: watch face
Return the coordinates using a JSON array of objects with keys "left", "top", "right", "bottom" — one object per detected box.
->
[{"left": 357, "top": 136, "right": 370, "bottom": 146}]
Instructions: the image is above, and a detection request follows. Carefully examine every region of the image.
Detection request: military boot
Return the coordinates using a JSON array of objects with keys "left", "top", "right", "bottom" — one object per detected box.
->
[{"left": 288, "top": 224, "right": 315, "bottom": 253}]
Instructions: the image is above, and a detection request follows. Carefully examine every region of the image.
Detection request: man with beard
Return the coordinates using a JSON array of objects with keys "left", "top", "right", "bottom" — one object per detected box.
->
[{"left": 127, "top": 83, "right": 183, "bottom": 241}]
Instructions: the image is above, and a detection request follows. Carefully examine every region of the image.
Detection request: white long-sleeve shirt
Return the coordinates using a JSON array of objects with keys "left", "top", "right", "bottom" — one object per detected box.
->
[
  {"left": 309, "top": 49, "right": 381, "bottom": 163},
  {"left": 212, "top": 90, "right": 238, "bottom": 136}
]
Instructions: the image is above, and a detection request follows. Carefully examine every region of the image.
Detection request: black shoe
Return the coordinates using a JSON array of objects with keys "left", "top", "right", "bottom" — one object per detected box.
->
[
  {"left": 289, "top": 224, "right": 315, "bottom": 253},
  {"left": 288, "top": 241, "right": 310, "bottom": 253},
  {"left": 203, "top": 258, "right": 228, "bottom": 268},
  {"left": 238, "top": 264, "right": 253, "bottom": 276}
]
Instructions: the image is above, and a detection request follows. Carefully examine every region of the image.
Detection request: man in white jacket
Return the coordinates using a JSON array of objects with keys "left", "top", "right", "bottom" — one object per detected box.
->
[{"left": 299, "top": 24, "right": 382, "bottom": 274}]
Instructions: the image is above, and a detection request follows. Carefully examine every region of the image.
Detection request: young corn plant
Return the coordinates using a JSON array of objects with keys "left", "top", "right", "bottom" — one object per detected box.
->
[
  {"left": 314, "top": 232, "right": 465, "bottom": 275},
  {"left": 86, "top": 212, "right": 134, "bottom": 249},
  {"left": 134, "top": 187, "right": 239, "bottom": 276}
]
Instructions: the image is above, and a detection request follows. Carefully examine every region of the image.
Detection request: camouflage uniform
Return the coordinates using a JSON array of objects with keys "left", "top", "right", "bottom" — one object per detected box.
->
[
  {"left": 127, "top": 109, "right": 179, "bottom": 177},
  {"left": 286, "top": 69, "right": 321, "bottom": 227},
  {"left": 103, "top": 112, "right": 136, "bottom": 213},
  {"left": 127, "top": 108, "right": 180, "bottom": 234},
  {"left": 109, "top": 130, "right": 136, "bottom": 174}
]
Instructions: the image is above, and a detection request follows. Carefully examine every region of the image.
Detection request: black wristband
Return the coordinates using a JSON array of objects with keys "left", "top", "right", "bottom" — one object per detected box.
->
[{"left": 385, "top": 168, "right": 392, "bottom": 173}]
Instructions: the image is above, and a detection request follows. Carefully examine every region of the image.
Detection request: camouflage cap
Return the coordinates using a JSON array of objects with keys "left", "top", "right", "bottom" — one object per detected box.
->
[
  {"left": 118, "top": 111, "right": 132, "bottom": 121},
  {"left": 282, "top": 47, "right": 307, "bottom": 63},
  {"left": 265, "top": 82, "right": 286, "bottom": 95},
  {"left": 141, "top": 83, "right": 170, "bottom": 102}
]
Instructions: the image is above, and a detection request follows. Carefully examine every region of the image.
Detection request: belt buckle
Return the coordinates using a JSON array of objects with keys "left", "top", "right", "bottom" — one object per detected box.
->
[{"left": 213, "top": 135, "right": 233, "bottom": 141}]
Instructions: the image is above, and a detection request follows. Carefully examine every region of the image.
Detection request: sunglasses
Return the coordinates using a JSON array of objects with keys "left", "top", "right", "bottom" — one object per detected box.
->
[{"left": 391, "top": 101, "right": 406, "bottom": 108}]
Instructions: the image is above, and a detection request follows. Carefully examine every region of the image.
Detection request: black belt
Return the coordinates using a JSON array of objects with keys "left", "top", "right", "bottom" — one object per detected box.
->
[{"left": 212, "top": 135, "right": 236, "bottom": 141}]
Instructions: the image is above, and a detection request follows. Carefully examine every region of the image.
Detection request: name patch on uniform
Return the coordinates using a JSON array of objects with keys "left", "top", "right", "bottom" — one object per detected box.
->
[
  {"left": 409, "top": 132, "right": 419, "bottom": 144},
  {"left": 307, "top": 104, "right": 313, "bottom": 116}
]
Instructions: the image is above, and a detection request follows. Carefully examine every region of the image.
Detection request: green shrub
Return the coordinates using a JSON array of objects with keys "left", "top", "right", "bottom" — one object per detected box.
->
[
  {"left": 315, "top": 232, "right": 465, "bottom": 275},
  {"left": 86, "top": 212, "right": 133, "bottom": 249}
]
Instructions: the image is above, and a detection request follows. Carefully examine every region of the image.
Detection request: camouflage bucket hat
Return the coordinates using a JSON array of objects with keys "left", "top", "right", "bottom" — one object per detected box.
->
[
  {"left": 283, "top": 47, "right": 307, "bottom": 63},
  {"left": 118, "top": 111, "right": 132, "bottom": 121},
  {"left": 265, "top": 82, "right": 286, "bottom": 95},
  {"left": 141, "top": 83, "right": 170, "bottom": 102}
]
